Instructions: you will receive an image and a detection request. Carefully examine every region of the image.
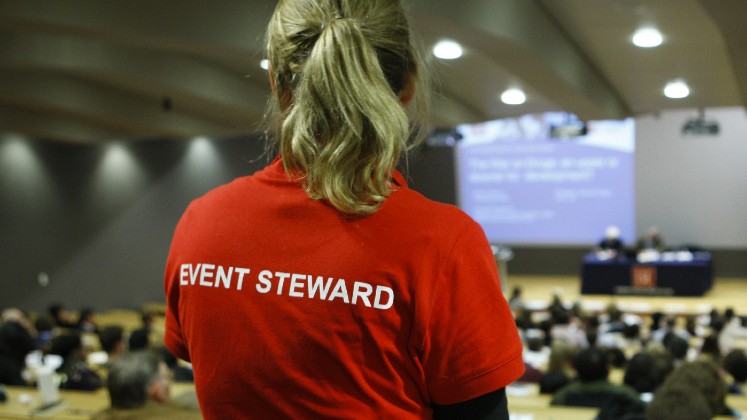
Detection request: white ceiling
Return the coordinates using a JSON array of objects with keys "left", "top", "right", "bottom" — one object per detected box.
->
[{"left": 0, "top": 0, "right": 745, "bottom": 143}]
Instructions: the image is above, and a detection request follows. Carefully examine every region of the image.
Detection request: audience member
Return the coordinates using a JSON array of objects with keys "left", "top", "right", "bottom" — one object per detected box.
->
[
  {"left": 1, "top": 308, "right": 33, "bottom": 332},
  {"left": 92, "top": 351, "right": 201, "bottom": 420},
  {"left": 98, "top": 326, "right": 126, "bottom": 364},
  {"left": 522, "top": 334, "right": 550, "bottom": 371},
  {"left": 0, "top": 320, "right": 35, "bottom": 386},
  {"left": 34, "top": 316, "right": 55, "bottom": 350},
  {"left": 550, "top": 347, "right": 639, "bottom": 409},
  {"left": 684, "top": 314, "right": 702, "bottom": 338},
  {"left": 508, "top": 286, "right": 524, "bottom": 313},
  {"left": 514, "top": 307, "right": 534, "bottom": 332},
  {"left": 48, "top": 303, "right": 77, "bottom": 329},
  {"left": 539, "top": 341, "right": 575, "bottom": 394},
  {"left": 623, "top": 352, "right": 661, "bottom": 396},
  {"left": 596, "top": 393, "right": 646, "bottom": 420},
  {"left": 659, "top": 360, "right": 734, "bottom": 417},
  {"left": 604, "top": 347, "right": 627, "bottom": 369},
  {"left": 719, "top": 307, "right": 747, "bottom": 355},
  {"left": 652, "top": 316, "right": 690, "bottom": 344},
  {"left": 128, "top": 329, "right": 150, "bottom": 352},
  {"left": 46, "top": 333, "right": 103, "bottom": 391},
  {"left": 599, "top": 304, "right": 627, "bottom": 334},
  {"left": 698, "top": 333, "right": 721, "bottom": 363},
  {"left": 662, "top": 333, "right": 689, "bottom": 366},
  {"left": 722, "top": 348, "right": 747, "bottom": 395},
  {"left": 160, "top": 348, "right": 194, "bottom": 383},
  {"left": 646, "top": 383, "right": 712, "bottom": 420},
  {"left": 550, "top": 311, "right": 588, "bottom": 348},
  {"left": 76, "top": 307, "right": 99, "bottom": 333}
]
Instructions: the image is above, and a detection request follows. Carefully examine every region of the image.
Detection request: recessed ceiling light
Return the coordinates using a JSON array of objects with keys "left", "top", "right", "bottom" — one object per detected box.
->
[
  {"left": 500, "top": 88, "right": 526, "bottom": 105},
  {"left": 260, "top": 59, "right": 269, "bottom": 70},
  {"left": 632, "top": 28, "right": 663, "bottom": 48},
  {"left": 664, "top": 80, "right": 690, "bottom": 99},
  {"left": 433, "top": 40, "right": 463, "bottom": 60}
]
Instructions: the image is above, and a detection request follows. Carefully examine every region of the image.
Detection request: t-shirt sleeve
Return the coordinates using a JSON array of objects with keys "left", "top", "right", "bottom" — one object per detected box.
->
[
  {"left": 163, "top": 210, "right": 192, "bottom": 363},
  {"left": 421, "top": 220, "right": 524, "bottom": 405}
]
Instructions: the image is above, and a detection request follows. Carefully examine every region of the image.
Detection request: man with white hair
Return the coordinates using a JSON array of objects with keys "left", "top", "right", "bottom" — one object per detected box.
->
[
  {"left": 596, "top": 225, "right": 624, "bottom": 257},
  {"left": 92, "top": 351, "right": 201, "bottom": 420}
]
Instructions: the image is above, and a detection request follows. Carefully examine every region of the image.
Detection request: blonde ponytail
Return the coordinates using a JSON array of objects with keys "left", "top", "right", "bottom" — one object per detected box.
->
[{"left": 265, "top": 0, "right": 429, "bottom": 216}]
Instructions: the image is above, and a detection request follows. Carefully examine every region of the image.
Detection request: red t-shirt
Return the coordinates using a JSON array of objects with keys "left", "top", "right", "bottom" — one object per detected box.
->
[{"left": 164, "top": 159, "right": 524, "bottom": 419}]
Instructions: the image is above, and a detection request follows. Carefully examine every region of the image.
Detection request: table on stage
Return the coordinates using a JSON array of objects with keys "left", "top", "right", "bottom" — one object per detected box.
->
[{"left": 580, "top": 252, "right": 713, "bottom": 296}]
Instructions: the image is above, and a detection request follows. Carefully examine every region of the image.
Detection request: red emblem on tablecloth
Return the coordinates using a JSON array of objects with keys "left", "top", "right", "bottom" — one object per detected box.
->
[{"left": 632, "top": 266, "right": 657, "bottom": 289}]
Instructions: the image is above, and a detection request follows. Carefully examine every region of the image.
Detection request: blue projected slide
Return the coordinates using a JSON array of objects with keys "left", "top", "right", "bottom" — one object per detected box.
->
[{"left": 455, "top": 112, "right": 635, "bottom": 245}]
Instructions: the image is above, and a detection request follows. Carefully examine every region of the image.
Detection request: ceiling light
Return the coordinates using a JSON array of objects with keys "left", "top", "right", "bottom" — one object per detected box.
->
[
  {"left": 632, "top": 28, "right": 663, "bottom": 48},
  {"left": 433, "top": 40, "right": 463, "bottom": 60},
  {"left": 500, "top": 88, "right": 526, "bottom": 105},
  {"left": 260, "top": 59, "right": 269, "bottom": 70},
  {"left": 664, "top": 80, "right": 690, "bottom": 99}
]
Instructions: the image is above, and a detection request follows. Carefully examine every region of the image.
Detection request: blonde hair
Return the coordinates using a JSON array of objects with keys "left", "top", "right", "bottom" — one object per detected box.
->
[{"left": 265, "top": 0, "right": 429, "bottom": 215}]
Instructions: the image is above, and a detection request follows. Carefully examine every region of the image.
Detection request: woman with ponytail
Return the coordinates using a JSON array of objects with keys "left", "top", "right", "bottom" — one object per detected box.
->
[{"left": 164, "top": 1, "right": 524, "bottom": 418}]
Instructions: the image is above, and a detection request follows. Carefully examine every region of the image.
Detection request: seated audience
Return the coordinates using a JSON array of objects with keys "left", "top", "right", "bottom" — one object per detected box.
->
[
  {"left": 46, "top": 333, "right": 103, "bottom": 391},
  {"left": 550, "top": 311, "right": 588, "bottom": 348},
  {"left": 508, "top": 286, "right": 524, "bottom": 312},
  {"left": 658, "top": 360, "right": 735, "bottom": 417},
  {"left": 0, "top": 320, "right": 35, "bottom": 386},
  {"left": 662, "top": 333, "right": 689, "bottom": 366},
  {"left": 652, "top": 316, "right": 690, "bottom": 344},
  {"left": 34, "top": 316, "right": 55, "bottom": 350},
  {"left": 698, "top": 333, "right": 721, "bottom": 363},
  {"left": 92, "top": 351, "right": 201, "bottom": 420},
  {"left": 623, "top": 352, "right": 670, "bottom": 399},
  {"left": 722, "top": 348, "right": 747, "bottom": 395},
  {"left": 646, "top": 383, "right": 712, "bottom": 420},
  {"left": 550, "top": 347, "right": 640, "bottom": 408},
  {"left": 719, "top": 307, "right": 747, "bottom": 355},
  {"left": 98, "top": 325, "right": 126, "bottom": 364},
  {"left": 522, "top": 334, "right": 550, "bottom": 370},
  {"left": 596, "top": 393, "right": 646, "bottom": 420},
  {"left": 48, "top": 303, "right": 77, "bottom": 329},
  {"left": 539, "top": 341, "right": 575, "bottom": 394},
  {"left": 76, "top": 307, "right": 99, "bottom": 333},
  {"left": 160, "top": 348, "right": 194, "bottom": 383},
  {"left": 128, "top": 328, "right": 150, "bottom": 352},
  {"left": 1, "top": 308, "right": 33, "bottom": 332}
]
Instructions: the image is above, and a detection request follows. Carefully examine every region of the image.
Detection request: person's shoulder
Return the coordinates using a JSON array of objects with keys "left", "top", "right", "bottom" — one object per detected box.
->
[
  {"left": 386, "top": 186, "right": 474, "bottom": 227},
  {"left": 550, "top": 380, "right": 581, "bottom": 403},
  {"left": 180, "top": 170, "right": 265, "bottom": 221}
]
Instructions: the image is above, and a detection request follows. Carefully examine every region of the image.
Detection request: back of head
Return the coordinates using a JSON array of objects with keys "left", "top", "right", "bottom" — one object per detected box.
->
[
  {"left": 624, "top": 352, "right": 657, "bottom": 393},
  {"left": 664, "top": 334, "right": 688, "bottom": 361},
  {"left": 723, "top": 349, "right": 747, "bottom": 383},
  {"left": 46, "top": 333, "right": 82, "bottom": 361},
  {"left": 265, "top": 0, "right": 428, "bottom": 216},
  {"left": 526, "top": 336, "right": 544, "bottom": 352},
  {"left": 646, "top": 383, "right": 712, "bottom": 420},
  {"left": 0, "top": 321, "right": 35, "bottom": 364},
  {"left": 107, "top": 351, "right": 163, "bottom": 409},
  {"left": 662, "top": 360, "right": 726, "bottom": 415},
  {"left": 573, "top": 347, "right": 609, "bottom": 382},
  {"left": 547, "top": 341, "right": 575, "bottom": 372},
  {"left": 724, "top": 307, "right": 735, "bottom": 321},
  {"left": 128, "top": 328, "right": 150, "bottom": 351},
  {"left": 48, "top": 303, "right": 63, "bottom": 318},
  {"left": 98, "top": 325, "right": 124, "bottom": 354}
]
